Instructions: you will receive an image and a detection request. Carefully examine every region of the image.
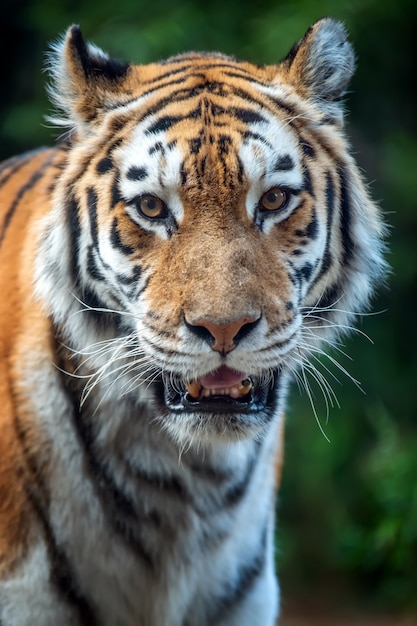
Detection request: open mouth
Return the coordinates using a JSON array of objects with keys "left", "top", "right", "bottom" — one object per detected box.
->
[{"left": 163, "top": 365, "right": 274, "bottom": 413}]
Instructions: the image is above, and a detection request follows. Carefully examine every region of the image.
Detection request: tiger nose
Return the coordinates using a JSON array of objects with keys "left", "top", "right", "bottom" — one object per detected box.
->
[{"left": 187, "top": 316, "right": 260, "bottom": 354}]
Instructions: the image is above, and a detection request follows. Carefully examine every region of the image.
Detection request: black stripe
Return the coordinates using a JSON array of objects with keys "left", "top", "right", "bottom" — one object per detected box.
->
[
  {"left": 60, "top": 201, "right": 120, "bottom": 322},
  {"left": 0, "top": 153, "right": 23, "bottom": 178},
  {"left": 270, "top": 96, "right": 299, "bottom": 120},
  {"left": 142, "top": 321, "right": 176, "bottom": 339},
  {"left": 0, "top": 147, "right": 49, "bottom": 184},
  {"left": 14, "top": 414, "right": 98, "bottom": 625},
  {"left": 87, "top": 187, "right": 99, "bottom": 246},
  {"left": 110, "top": 217, "right": 134, "bottom": 255},
  {"left": 180, "top": 161, "right": 188, "bottom": 185},
  {"left": 207, "top": 523, "right": 269, "bottom": 623},
  {"left": 189, "top": 137, "right": 201, "bottom": 155},
  {"left": 139, "top": 75, "right": 204, "bottom": 103},
  {"left": 147, "top": 115, "right": 182, "bottom": 134},
  {"left": 66, "top": 195, "right": 83, "bottom": 288},
  {"left": 309, "top": 171, "right": 334, "bottom": 289},
  {"left": 187, "top": 462, "right": 230, "bottom": 484},
  {"left": 58, "top": 374, "right": 157, "bottom": 570},
  {"left": 26, "top": 485, "right": 99, "bottom": 625},
  {"left": 142, "top": 63, "right": 197, "bottom": 84},
  {"left": 87, "top": 189, "right": 130, "bottom": 284},
  {"left": 217, "top": 134, "right": 232, "bottom": 154},
  {"left": 217, "top": 140, "right": 232, "bottom": 187},
  {"left": 131, "top": 467, "right": 191, "bottom": 502},
  {"left": 303, "top": 163, "right": 315, "bottom": 197},
  {"left": 306, "top": 205, "right": 318, "bottom": 238},
  {"left": 115, "top": 264, "right": 141, "bottom": 285},
  {"left": 272, "top": 154, "right": 294, "bottom": 172},
  {"left": 144, "top": 310, "right": 163, "bottom": 322},
  {"left": 86, "top": 246, "right": 105, "bottom": 281},
  {"left": 302, "top": 141, "right": 316, "bottom": 158},
  {"left": 230, "top": 106, "right": 265, "bottom": 125},
  {"left": 110, "top": 176, "right": 122, "bottom": 209},
  {"left": 146, "top": 103, "right": 201, "bottom": 135},
  {"left": 338, "top": 166, "right": 356, "bottom": 265},
  {"left": 223, "top": 453, "right": 257, "bottom": 508},
  {"left": 298, "top": 261, "right": 314, "bottom": 282},
  {"left": 229, "top": 84, "right": 298, "bottom": 123},
  {"left": 140, "top": 333, "right": 195, "bottom": 359},
  {"left": 96, "top": 157, "right": 113, "bottom": 175},
  {"left": 236, "top": 155, "right": 244, "bottom": 184},
  {"left": 294, "top": 205, "right": 318, "bottom": 243},
  {"left": 0, "top": 151, "right": 54, "bottom": 248},
  {"left": 130, "top": 274, "right": 150, "bottom": 300},
  {"left": 242, "top": 130, "right": 273, "bottom": 149},
  {"left": 192, "top": 62, "right": 255, "bottom": 76},
  {"left": 0, "top": 151, "right": 33, "bottom": 186},
  {"left": 220, "top": 71, "right": 266, "bottom": 85},
  {"left": 126, "top": 165, "right": 148, "bottom": 181},
  {"left": 258, "top": 333, "right": 295, "bottom": 353},
  {"left": 143, "top": 59, "right": 254, "bottom": 86},
  {"left": 149, "top": 141, "right": 165, "bottom": 156}
]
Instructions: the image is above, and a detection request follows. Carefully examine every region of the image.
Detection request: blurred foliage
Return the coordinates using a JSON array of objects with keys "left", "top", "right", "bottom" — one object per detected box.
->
[{"left": 1, "top": 0, "right": 416, "bottom": 614}]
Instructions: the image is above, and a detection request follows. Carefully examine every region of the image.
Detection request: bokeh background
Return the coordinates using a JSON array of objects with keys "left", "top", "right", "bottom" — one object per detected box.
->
[{"left": 1, "top": 0, "right": 416, "bottom": 620}]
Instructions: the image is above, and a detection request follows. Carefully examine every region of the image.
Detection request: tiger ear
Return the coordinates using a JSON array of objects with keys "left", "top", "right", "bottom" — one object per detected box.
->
[
  {"left": 47, "top": 25, "right": 130, "bottom": 134},
  {"left": 280, "top": 18, "right": 355, "bottom": 122}
]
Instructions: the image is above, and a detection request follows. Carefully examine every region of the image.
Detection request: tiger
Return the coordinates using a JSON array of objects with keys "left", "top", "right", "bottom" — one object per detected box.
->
[{"left": 0, "top": 17, "right": 386, "bottom": 626}]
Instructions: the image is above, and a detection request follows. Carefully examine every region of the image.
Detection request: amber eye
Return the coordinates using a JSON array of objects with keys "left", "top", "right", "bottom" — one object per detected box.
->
[
  {"left": 137, "top": 195, "right": 167, "bottom": 219},
  {"left": 260, "top": 187, "right": 287, "bottom": 212}
]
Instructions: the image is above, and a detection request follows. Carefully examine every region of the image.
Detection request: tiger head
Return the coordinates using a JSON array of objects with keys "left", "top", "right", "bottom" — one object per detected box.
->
[{"left": 36, "top": 19, "right": 386, "bottom": 444}]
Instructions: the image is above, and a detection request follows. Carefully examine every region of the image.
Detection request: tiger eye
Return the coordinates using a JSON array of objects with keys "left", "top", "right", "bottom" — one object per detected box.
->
[
  {"left": 260, "top": 188, "right": 287, "bottom": 212},
  {"left": 138, "top": 195, "right": 166, "bottom": 219}
]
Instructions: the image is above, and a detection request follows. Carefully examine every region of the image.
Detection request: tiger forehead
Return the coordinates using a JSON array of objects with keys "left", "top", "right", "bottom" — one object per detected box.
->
[
  {"left": 128, "top": 52, "right": 284, "bottom": 140},
  {"left": 120, "top": 60, "right": 300, "bottom": 191},
  {"left": 136, "top": 51, "right": 275, "bottom": 90}
]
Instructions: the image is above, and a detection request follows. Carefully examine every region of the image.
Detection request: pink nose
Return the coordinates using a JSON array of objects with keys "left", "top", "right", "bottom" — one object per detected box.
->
[{"left": 191, "top": 316, "right": 259, "bottom": 354}]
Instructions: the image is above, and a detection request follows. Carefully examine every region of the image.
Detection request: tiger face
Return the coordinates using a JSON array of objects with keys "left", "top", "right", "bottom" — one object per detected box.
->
[
  {"left": 36, "top": 19, "right": 386, "bottom": 446},
  {"left": 115, "top": 103, "right": 302, "bottom": 436}
]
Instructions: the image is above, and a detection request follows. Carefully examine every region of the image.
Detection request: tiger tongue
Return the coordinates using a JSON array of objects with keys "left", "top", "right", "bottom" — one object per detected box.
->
[{"left": 199, "top": 365, "right": 248, "bottom": 389}]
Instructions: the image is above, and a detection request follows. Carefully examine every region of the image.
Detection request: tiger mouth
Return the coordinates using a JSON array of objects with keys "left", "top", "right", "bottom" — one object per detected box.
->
[{"left": 162, "top": 366, "right": 274, "bottom": 413}]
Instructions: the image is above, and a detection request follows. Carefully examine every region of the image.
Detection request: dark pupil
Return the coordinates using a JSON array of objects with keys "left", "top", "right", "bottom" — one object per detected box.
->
[
  {"left": 267, "top": 192, "right": 278, "bottom": 204},
  {"left": 146, "top": 198, "right": 157, "bottom": 210}
]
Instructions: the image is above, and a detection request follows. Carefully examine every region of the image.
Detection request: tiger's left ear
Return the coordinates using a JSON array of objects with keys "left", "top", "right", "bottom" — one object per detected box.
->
[
  {"left": 47, "top": 25, "right": 131, "bottom": 134},
  {"left": 279, "top": 18, "right": 355, "bottom": 123}
]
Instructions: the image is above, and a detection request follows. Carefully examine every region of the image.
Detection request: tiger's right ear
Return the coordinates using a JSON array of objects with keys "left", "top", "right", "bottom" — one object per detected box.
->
[{"left": 47, "top": 25, "right": 131, "bottom": 134}]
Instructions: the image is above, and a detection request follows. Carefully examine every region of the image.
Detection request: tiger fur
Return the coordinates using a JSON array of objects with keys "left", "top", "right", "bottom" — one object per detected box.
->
[{"left": 0, "top": 18, "right": 386, "bottom": 626}]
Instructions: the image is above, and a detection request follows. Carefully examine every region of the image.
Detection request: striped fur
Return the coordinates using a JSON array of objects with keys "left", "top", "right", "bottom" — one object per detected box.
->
[{"left": 0, "top": 19, "right": 386, "bottom": 625}]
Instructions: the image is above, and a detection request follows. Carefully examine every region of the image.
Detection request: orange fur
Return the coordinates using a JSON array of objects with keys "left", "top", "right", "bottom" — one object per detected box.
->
[{"left": 0, "top": 148, "right": 64, "bottom": 574}]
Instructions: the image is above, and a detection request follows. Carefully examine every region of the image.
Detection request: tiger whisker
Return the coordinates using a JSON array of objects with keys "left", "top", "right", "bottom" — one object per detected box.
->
[
  {"left": 298, "top": 356, "right": 340, "bottom": 412},
  {"left": 80, "top": 354, "right": 154, "bottom": 404},
  {"left": 69, "top": 291, "right": 143, "bottom": 320},
  {"left": 293, "top": 359, "right": 332, "bottom": 443}
]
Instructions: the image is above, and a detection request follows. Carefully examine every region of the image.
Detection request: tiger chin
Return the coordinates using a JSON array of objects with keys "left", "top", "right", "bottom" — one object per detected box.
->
[{"left": 0, "top": 18, "right": 386, "bottom": 626}]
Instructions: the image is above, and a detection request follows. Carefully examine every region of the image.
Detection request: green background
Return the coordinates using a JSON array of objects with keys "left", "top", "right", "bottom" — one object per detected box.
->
[{"left": 1, "top": 0, "right": 416, "bottom": 616}]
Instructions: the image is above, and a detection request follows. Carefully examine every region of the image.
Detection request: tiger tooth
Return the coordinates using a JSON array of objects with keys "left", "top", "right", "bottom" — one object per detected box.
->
[
  {"left": 238, "top": 379, "right": 253, "bottom": 395},
  {"left": 187, "top": 379, "right": 253, "bottom": 400},
  {"left": 186, "top": 381, "right": 202, "bottom": 399}
]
